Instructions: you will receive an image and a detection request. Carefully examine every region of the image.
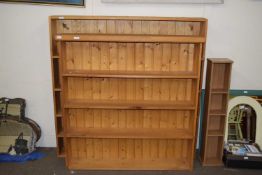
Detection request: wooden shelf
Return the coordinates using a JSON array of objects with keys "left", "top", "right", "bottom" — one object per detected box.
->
[
  {"left": 56, "top": 114, "right": 62, "bottom": 118},
  {"left": 208, "top": 130, "right": 224, "bottom": 136},
  {"left": 55, "top": 34, "right": 206, "bottom": 43},
  {"left": 52, "top": 55, "right": 60, "bottom": 59},
  {"left": 56, "top": 108, "right": 62, "bottom": 116},
  {"left": 57, "top": 137, "right": 65, "bottom": 158},
  {"left": 210, "top": 94, "right": 228, "bottom": 114},
  {"left": 210, "top": 59, "right": 232, "bottom": 91},
  {"left": 67, "top": 128, "right": 193, "bottom": 139},
  {"left": 58, "top": 149, "right": 65, "bottom": 158},
  {"left": 207, "top": 58, "right": 233, "bottom": 64},
  {"left": 54, "top": 86, "right": 61, "bottom": 90},
  {"left": 211, "top": 89, "right": 228, "bottom": 94},
  {"left": 63, "top": 70, "right": 198, "bottom": 79},
  {"left": 56, "top": 113, "right": 62, "bottom": 118},
  {"left": 51, "top": 15, "right": 207, "bottom": 22},
  {"left": 203, "top": 158, "right": 223, "bottom": 166},
  {"left": 69, "top": 158, "right": 190, "bottom": 170},
  {"left": 53, "top": 58, "right": 61, "bottom": 90},
  {"left": 64, "top": 100, "right": 195, "bottom": 110},
  {"left": 54, "top": 88, "right": 61, "bottom": 92}
]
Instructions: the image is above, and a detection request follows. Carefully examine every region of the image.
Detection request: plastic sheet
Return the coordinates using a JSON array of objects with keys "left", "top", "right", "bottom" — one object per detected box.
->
[{"left": 0, "top": 151, "right": 45, "bottom": 163}]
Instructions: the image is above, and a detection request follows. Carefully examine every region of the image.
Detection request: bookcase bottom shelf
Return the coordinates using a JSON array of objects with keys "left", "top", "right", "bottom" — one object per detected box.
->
[
  {"left": 68, "top": 159, "right": 191, "bottom": 170},
  {"left": 58, "top": 151, "right": 65, "bottom": 158},
  {"left": 202, "top": 157, "right": 223, "bottom": 166},
  {"left": 57, "top": 137, "right": 65, "bottom": 158},
  {"left": 68, "top": 137, "right": 193, "bottom": 170},
  {"left": 203, "top": 136, "right": 224, "bottom": 166}
]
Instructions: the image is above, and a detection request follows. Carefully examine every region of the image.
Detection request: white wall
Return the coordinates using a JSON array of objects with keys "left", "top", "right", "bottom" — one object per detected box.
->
[{"left": 0, "top": 0, "right": 261, "bottom": 147}]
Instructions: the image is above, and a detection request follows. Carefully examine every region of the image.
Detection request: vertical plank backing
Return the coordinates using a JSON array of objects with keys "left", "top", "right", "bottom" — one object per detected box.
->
[
  {"left": 82, "top": 42, "right": 92, "bottom": 70},
  {"left": 91, "top": 42, "right": 101, "bottom": 70},
  {"left": 100, "top": 43, "right": 110, "bottom": 70},
  {"left": 106, "top": 20, "right": 116, "bottom": 34},
  {"left": 135, "top": 43, "right": 145, "bottom": 71},
  {"left": 144, "top": 43, "right": 154, "bottom": 71},
  {"left": 126, "top": 43, "right": 135, "bottom": 71},
  {"left": 64, "top": 42, "right": 195, "bottom": 73},
  {"left": 118, "top": 43, "right": 127, "bottom": 71},
  {"left": 109, "top": 43, "right": 118, "bottom": 71}
]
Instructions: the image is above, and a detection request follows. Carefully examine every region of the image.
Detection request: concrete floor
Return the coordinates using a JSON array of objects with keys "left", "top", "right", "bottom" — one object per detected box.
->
[{"left": 0, "top": 148, "right": 261, "bottom": 175}]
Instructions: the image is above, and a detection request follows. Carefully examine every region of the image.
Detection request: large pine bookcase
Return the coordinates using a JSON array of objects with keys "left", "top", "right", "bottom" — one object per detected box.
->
[{"left": 49, "top": 16, "right": 207, "bottom": 170}]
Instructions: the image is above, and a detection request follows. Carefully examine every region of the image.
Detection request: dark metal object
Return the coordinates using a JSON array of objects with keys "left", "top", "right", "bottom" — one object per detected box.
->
[{"left": 14, "top": 133, "right": 29, "bottom": 155}]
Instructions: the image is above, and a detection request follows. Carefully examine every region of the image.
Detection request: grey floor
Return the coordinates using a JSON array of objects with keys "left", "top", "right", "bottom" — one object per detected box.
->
[{"left": 0, "top": 148, "right": 261, "bottom": 175}]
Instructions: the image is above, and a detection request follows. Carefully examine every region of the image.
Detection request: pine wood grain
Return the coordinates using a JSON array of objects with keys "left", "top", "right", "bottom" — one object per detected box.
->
[{"left": 50, "top": 15, "right": 207, "bottom": 170}]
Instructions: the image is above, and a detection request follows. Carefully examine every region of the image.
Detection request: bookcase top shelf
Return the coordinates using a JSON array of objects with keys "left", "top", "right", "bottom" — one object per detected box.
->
[
  {"left": 50, "top": 15, "right": 207, "bottom": 22},
  {"left": 207, "top": 58, "right": 234, "bottom": 63},
  {"left": 55, "top": 34, "right": 206, "bottom": 43}
]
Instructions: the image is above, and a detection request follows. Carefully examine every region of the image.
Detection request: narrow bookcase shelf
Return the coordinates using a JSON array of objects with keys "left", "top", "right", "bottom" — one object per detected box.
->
[
  {"left": 203, "top": 136, "right": 224, "bottom": 166},
  {"left": 56, "top": 113, "right": 62, "bottom": 118},
  {"left": 210, "top": 93, "right": 228, "bottom": 114},
  {"left": 66, "top": 128, "right": 193, "bottom": 139},
  {"left": 201, "top": 58, "right": 233, "bottom": 166},
  {"left": 50, "top": 15, "right": 207, "bottom": 170},
  {"left": 211, "top": 89, "right": 228, "bottom": 94},
  {"left": 55, "top": 94, "right": 61, "bottom": 115},
  {"left": 55, "top": 34, "right": 206, "bottom": 43},
  {"left": 53, "top": 59, "right": 61, "bottom": 89},
  {"left": 204, "top": 157, "right": 223, "bottom": 166},
  {"left": 55, "top": 109, "right": 62, "bottom": 116},
  {"left": 52, "top": 55, "right": 60, "bottom": 59},
  {"left": 208, "top": 114, "right": 226, "bottom": 137},
  {"left": 64, "top": 100, "right": 196, "bottom": 110},
  {"left": 58, "top": 152, "right": 65, "bottom": 158},
  {"left": 208, "top": 130, "right": 224, "bottom": 137},
  {"left": 57, "top": 137, "right": 65, "bottom": 157},
  {"left": 54, "top": 88, "right": 61, "bottom": 92},
  {"left": 58, "top": 148, "right": 65, "bottom": 158},
  {"left": 63, "top": 70, "right": 198, "bottom": 79}
]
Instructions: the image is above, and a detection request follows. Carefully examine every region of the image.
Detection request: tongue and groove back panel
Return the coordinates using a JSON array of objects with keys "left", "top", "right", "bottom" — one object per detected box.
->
[{"left": 49, "top": 16, "right": 207, "bottom": 170}]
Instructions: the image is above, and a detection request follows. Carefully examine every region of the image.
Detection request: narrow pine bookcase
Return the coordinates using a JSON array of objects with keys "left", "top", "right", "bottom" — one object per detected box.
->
[
  {"left": 200, "top": 58, "right": 233, "bottom": 166},
  {"left": 49, "top": 16, "right": 208, "bottom": 170}
]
